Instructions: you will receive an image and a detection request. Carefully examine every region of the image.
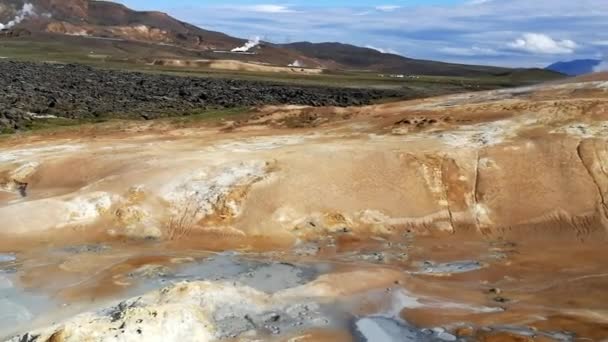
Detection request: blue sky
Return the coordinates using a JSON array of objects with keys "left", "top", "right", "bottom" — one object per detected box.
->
[
  {"left": 115, "top": 0, "right": 608, "bottom": 68},
  {"left": 124, "top": 0, "right": 462, "bottom": 7}
]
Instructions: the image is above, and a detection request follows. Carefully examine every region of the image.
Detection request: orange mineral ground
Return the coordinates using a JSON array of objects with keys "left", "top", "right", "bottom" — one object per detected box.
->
[{"left": 1, "top": 77, "right": 607, "bottom": 341}]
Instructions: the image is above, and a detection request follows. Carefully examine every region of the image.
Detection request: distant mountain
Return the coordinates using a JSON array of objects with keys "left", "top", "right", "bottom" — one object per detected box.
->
[
  {"left": 281, "top": 42, "right": 562, "bottom": 78},
  {"left": 0, "top": 0, "right": 564, "bottom": 79},
  {"left": 546, "top": 59, "right": 601, "bottom": 76}
]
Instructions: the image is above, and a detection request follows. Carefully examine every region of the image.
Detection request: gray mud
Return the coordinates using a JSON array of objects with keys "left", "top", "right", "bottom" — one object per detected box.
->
[
  {"left": 0, "top": 270, "right": 58, "bottom": 336},
  {"left": 0, "top": 249, "right": 330, "bottom": 339},
  {"left": 133, "top": 252, "right": 325, "bottom": 294},
  {"left": 354, "top": 317, "right": 442, "bottom": 342},
  {"left": 415, "top": 260, "right": 484, "bottom": 275},
  {"left": 212, "top": 300, "right": 339, "bottom": 339},
  {"left": 0, "top": 254, "right": 16, "bottom": 264}
]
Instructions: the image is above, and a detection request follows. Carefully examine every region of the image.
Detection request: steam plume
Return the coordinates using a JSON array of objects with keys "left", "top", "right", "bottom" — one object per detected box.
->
[
  {"left": 0, "top": 3, "right": 35, "bottom": 30},
  {"left": 231, "top": 36, "right": 260, "bottom": 52},
  {"left": 594, "top": 59, "right": 608, "bottom": 72}
]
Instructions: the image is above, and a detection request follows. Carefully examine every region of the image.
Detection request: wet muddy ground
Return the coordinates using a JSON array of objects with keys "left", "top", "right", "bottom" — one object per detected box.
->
[
  {"left": 1, "top": 232, "right": 607, "bottom": 341},
  {"left": 1, "top": 79, "right": 608, "bottom": 341}
]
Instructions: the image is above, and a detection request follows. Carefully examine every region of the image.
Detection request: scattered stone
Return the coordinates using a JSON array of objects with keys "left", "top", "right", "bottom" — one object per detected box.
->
[
  {"left": 436, "top": 331, "right": 457, "bottom": 341},
  {"left": 493, "top": 296, "right": 510, "bottom": 303},
  {"left": 432, "top": 327, "right": 446, "bottom": 334},
  {"left": 488, "top": 288, "right": 502, "bottom": 295}
]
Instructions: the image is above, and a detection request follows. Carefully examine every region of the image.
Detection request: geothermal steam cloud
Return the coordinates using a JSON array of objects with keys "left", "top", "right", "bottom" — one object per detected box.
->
[
  {"left": 0, "top": 3, "right": 35, "bottom": 30},
  {"left": 231, "top": 36, "right": 260, "bottom": 53},
  {"left": 594, "top": 59, "right": 608, "bottom": 72}
]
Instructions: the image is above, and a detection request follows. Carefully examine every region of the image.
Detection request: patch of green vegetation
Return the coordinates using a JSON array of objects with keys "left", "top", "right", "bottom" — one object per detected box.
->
[
  {"left": 0, "top": 106, "right": 252, "bottom": 137},
  {"left": 0, "top": 127, "right": 16, "bottom": 135},
  {"left": 25, "top": 117, "right": 90, "bottom": 130},
  {"left": 168, "top": 107, "right": 251, "bottom": 125}
]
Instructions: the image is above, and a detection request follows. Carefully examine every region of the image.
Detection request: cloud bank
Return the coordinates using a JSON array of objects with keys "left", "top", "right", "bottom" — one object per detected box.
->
[{"left": 508, "top": 33, "right": 577, "bottom": 55}]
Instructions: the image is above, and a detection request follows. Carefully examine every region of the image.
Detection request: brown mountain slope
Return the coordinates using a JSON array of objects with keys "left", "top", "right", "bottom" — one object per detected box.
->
[
  {"left": 1, "top": 0, "right": 244, "bottom": 50},
  {"left": 0, "top": 0, "right": 325, "bottom": 67}
]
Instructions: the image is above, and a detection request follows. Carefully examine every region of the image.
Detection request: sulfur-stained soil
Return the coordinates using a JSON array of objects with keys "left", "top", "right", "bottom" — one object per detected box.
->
[{"left": 1, "top": 76, "right": 608, "bottom": 341}]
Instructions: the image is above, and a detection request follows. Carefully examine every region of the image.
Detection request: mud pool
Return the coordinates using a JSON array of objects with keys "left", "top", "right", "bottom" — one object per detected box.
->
[{"left": 1, "top": 233, "right": 607, "bottom": 341}]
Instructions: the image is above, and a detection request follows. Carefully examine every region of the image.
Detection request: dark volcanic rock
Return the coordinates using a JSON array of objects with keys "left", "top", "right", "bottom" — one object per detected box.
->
[{"left": 0, "top": 61, "right": 404, "bottom": 131}]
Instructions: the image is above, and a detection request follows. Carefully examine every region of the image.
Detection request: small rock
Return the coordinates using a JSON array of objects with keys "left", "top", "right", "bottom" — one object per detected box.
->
[
  {"left": 489, "top": 288, "right": 501, "bottom": 295},
  {"left": 265, "top": 325, "right": 281, "bottom": 335},
  {"left": 494, "top": 296, "right": 510, "bottom": 303},
  {"left": 263, "top": 312, "right": 281, "bottom": 323},
  {"left": 437, "top": 331, "right": 457, "bottom": 341},
  {"left": 421, "top": 328, "right": 434, "bottom": 335}
]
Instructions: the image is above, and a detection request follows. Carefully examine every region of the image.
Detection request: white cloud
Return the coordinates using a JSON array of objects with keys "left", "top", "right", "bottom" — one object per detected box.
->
[
  {"left": 375, "top": 5, "right": 400, "bottom": 12},
  {"left": 467, "top": 0, "right": 494, "bottom": 5},
  {"left": 365, "top": 45, "right": 399, "bottom": 54},
  {"left": 440, "top": 46, "right": 499, "bottom": 56},
  {"left": 247, "top": 5, "right": 294, "bottom": 13},
  {"left": 508, "top": 33, "right": 577, "bottom": 54}
]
